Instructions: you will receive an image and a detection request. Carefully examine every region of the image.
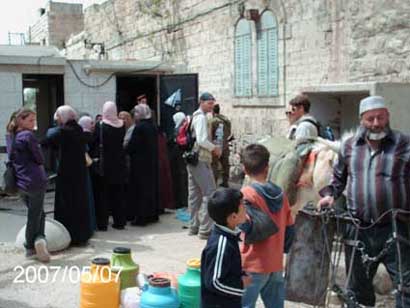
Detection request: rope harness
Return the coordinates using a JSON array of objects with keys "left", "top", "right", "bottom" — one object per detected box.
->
[{"left": 300, "top": 204, "right": 410, "bottom": 308}]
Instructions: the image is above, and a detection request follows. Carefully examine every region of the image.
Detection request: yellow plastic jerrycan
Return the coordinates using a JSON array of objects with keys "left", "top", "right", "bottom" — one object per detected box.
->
[{"left": 80, "top": 257, "right": 120, "bottom": 308}]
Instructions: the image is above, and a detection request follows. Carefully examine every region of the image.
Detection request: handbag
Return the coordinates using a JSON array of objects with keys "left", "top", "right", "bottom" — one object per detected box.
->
[{"left": 3, "top": 135, "right": 18, "bottom": 194}]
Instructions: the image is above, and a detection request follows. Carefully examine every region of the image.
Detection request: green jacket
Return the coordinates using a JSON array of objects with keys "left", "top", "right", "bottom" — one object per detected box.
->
[{"left": 209, "top": 114, "right": 231, "bottom": 150}]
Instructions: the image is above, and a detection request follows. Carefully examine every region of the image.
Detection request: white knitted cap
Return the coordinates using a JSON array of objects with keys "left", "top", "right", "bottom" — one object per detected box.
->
[{"left": 359, "top": 96, "right": 387, "bottom": 116}]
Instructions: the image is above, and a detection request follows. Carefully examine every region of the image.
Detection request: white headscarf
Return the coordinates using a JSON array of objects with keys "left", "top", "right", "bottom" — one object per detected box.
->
[
  {"left": 102, "top": 101, "right": 123, "bottom": 128},
  {"left": 134, "top": 104, "right": 152, "bottom": 121},
  {"left": 173, "top": 112, "right": 186, "bottom": 129},
  {"left": 78, "top": 116, "right": 94, "bottom": 132},
  {"left": 54, "top": 105, "right": 77, "bottom": 125}
]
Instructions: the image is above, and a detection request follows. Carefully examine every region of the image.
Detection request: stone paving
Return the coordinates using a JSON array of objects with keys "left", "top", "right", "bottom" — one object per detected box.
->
[{"left": 0, "top": 193, "right": 395, "bottom": 308}]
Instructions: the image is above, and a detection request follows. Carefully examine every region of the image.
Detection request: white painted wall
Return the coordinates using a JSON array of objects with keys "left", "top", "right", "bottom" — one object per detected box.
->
[
  {"left": 0, "top": 72, "right": 23, "bottom": 182},
  {"left": 64, "top": 60, "right": 116, "bottom": 117},
  {"left": 0, "top": 72, "right": 23, "bottom": 145},
  {"left": 374, "top": 83, "right": 410, "bottom": 134}
]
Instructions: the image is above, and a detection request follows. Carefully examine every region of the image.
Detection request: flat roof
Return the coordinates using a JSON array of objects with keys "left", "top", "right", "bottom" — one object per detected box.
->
[{"left": 0, "top": 45, "right": 65, "bottom": 66}]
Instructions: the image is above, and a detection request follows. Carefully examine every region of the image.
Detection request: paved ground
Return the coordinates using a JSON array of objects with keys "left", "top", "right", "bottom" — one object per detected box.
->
[{"left": 0, "top": 193, "right": 395, "bottom": 308}]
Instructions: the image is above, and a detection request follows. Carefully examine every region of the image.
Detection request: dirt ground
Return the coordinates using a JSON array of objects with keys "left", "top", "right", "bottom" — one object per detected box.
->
[{"left": 0, "top": 194, "right": 395, "bottom": 308}]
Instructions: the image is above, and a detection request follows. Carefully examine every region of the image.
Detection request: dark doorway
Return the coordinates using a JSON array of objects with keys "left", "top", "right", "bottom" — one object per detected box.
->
[
  {"left": 159, "top": 74, "right": 198, "bottom": 140},
  {"left": 23, "top": 74, "right": 64, "bottom": 173},
  {"left": 116, "top": 75, "right": 157, "bottom": 113}
]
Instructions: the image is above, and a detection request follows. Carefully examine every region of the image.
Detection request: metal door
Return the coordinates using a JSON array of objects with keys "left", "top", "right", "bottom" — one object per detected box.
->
[{"left": 159, "top": 74, "right": 198, "bottom": 140}]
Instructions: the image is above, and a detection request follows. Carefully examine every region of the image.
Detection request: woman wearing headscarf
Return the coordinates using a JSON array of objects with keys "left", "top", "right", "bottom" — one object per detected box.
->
[
  {"left": 78, "top": 115, "right": 97, "bottom": 231},
  {"left": 126, "top": 104, "right": 159, "bottom": 226},
  {"left": 120, "top": 111, "right": 136, "bottom": 148},
  {"left": 93, "top": 101, "right": 127, "bottom": 230},
  {"left": 6, "top": 108, "right": 50, "bottom": 261},
  {"left": 42, "top": 105, "right": 92, "bottom": 245},
  {"left": 170, "top": 112, "right": 188, "bottom": 209}
]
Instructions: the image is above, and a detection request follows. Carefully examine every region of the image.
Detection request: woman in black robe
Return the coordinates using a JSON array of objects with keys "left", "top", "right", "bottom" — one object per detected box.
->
[
  {"left": 43, "top": 105, "right": 92, "bottom": 245},
  {"left": 92, "top": 101, "right": 127, "bottom": 230},
  {"left": 126, "top": 104, "right": 159, "bottom": 226}
]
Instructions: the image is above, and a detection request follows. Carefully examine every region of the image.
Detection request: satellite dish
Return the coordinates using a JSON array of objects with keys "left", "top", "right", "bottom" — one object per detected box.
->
[{"left": 15, "top": 218, "right": 71, "bottom": 252}]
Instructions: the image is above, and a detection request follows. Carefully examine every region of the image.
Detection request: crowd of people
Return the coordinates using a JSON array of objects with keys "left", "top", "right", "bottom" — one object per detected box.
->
[
  {"left": 6, "top": 91, "right": 410, "bottom": 307},
  {"left": 5, "top": 95, "right": 173, "bottom": 260}
]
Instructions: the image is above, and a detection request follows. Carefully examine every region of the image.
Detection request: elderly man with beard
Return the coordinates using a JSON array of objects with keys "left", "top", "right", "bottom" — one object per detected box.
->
[{"left": 319, "top": 96, "right": 410, "bottom": 308}]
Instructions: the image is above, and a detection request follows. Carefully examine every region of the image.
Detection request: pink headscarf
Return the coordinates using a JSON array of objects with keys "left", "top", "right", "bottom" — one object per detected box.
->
[{"left": 102, "top": 101, "right": 123, "bottom": 128}]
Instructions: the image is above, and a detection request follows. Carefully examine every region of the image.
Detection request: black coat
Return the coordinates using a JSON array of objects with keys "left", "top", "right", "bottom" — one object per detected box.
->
[
  {"left": 126, "top": 119, "right": 159, "bottom": 220},
  {"left": 43, "top": 120, "right": 92, "bottom": 244},
  {"left": 93, "top": 122, "right": 127, "bottom": 185}
]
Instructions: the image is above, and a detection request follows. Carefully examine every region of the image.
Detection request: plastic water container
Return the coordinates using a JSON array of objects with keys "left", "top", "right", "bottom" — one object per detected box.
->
[
  {"left": 178, "top": 258, "right": 201, "bottom": 308},
  {"left": 214, "top": 123, "right": 224, "bottom": 148},
  {"left": 121, "top": 287, "right": 141, "bottom": 308},
  {"left": 80, "top": 257, "right": 120, "bottom": 308},
  {"left": 152, "top": 272, "right": 178, "bottom": 290},
  {"left": 140, "top": 277, "right": 180, "bottom": 308},
  {"left": 111, "top": 247, "right": 139, "bottom": 289}
]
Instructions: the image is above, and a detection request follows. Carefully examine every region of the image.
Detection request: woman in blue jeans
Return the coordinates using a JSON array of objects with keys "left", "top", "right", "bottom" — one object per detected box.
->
[{"left": 6, "top": 108, "right": 50, "bottom": 262}]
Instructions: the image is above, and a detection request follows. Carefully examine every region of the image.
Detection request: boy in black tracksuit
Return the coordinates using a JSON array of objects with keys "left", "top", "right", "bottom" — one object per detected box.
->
[{"left": 201, "top": 188, "right": 250, "bottom": 308}]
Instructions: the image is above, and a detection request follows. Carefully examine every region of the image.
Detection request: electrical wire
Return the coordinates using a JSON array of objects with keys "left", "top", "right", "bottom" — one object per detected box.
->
[
  {"left": 65, "top": 59, "right": 165, "bottom": 89},
  {"left": 66, "top": 59, "right": 115, "bottom": 88}
]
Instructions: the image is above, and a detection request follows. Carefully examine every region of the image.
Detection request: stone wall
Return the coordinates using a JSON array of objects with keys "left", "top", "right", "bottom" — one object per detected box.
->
[
  {"left": 54, "top": 0, "right": 410, "bottom": 139},
  {"left": 29, "top": 2, "right": 84, "bottom": 49},
  {"left": 29, "top": 9, "right": 49, "bottom": 45},
  {"left": 347, "top": 0, "right": 410, "bottom": 83}
]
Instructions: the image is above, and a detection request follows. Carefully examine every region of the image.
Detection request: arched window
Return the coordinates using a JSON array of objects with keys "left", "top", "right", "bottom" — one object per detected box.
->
[
  {"left": 234, "top": 19, "right": 252, "bottom": 97},
  {"left": 257, "top": 11, "right": 278, "bottom": 96}
]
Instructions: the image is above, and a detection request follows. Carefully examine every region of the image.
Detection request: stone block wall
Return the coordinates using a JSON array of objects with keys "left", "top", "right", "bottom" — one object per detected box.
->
[
  {"left": 29, "top": 2, "right": 84, "bottom": 49},
  {"left": 29, "top": 10, "right": 49, "bottom": 45},
  {"left": 37, "top": 0, "right": 410, "bottom": 140}
]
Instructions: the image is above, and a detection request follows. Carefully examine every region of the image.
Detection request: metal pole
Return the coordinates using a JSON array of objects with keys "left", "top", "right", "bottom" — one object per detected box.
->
[{"left": 391, "top": 210, "right": 405, "bottom": 308}]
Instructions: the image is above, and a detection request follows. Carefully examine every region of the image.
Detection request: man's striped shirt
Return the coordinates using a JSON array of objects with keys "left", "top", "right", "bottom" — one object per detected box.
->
[{"left": 325, "top": 127, "right": 410, "bottom": 223}]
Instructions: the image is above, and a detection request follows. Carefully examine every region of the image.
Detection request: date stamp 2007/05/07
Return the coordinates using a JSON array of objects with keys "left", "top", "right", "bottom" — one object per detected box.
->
[{"left": 13, "top": 265, "right": 122, "bottom": 284}]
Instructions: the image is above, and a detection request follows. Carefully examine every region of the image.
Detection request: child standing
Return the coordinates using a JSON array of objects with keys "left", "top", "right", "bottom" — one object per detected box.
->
[
  {"left": 200, "top": 188, "right": 250, "bottom": 308},
  {"left": 240, "top": 144, "right": 295, "bottom": 308}
]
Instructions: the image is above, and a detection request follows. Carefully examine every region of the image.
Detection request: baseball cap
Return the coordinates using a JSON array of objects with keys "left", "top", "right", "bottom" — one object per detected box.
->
[{"left": 199, "top": 92, "right": 215, "bottom": 101}]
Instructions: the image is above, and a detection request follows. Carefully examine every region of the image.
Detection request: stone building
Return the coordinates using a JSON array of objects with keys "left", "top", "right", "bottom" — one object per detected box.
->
[
  {"left": 2, "top": 0, "right": 410, "bottom": 149},
  {"left": 59, "top": 0, "right": 410, "bottom": 139},
  {"left": 28, "top": 1, "right": 84, "bottom": 49}
]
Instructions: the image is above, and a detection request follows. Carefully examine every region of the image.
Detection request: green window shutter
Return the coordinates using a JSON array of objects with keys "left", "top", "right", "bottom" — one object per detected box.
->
[
  {"left": 257, "top": 12, "right": 278, "bottom": 97},
  {"left": 257, "top": 30, "right": 268, "bottom": 96},
  {"left": 234, "top": 19, "right": 252, "bottom": 97}
]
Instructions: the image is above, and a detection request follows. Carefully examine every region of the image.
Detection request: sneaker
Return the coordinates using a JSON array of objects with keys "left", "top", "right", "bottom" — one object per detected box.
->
[
  {"left": 112, "top": 224, "right": 125, "bottom": 230},
  {"left": 198, "top": 233, "right": 209, "bottom": 240},
  {"left": 188, "top": 228, "right": 198, "bottom": 236},
  {"left": 34, "top": 238, "right": 50, "bottom": 263},
  {"left": 25, "top": 249, "right": 36, "bottom": 260}
]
